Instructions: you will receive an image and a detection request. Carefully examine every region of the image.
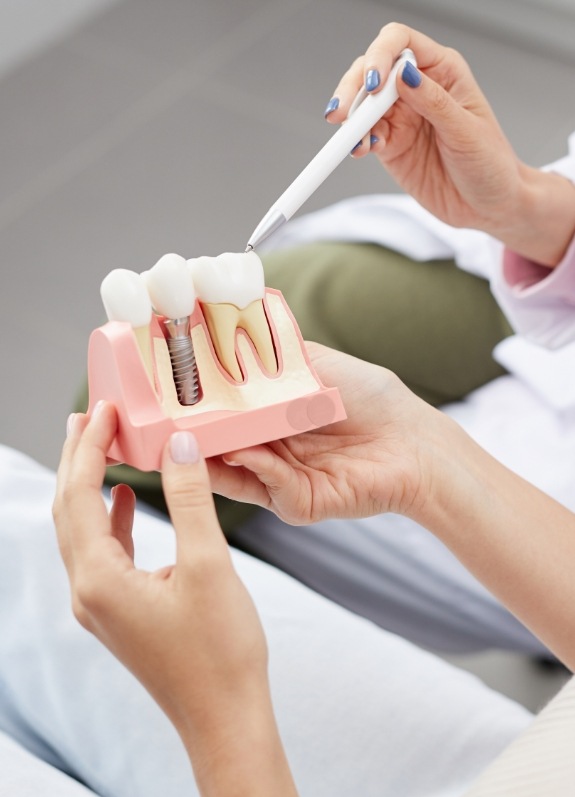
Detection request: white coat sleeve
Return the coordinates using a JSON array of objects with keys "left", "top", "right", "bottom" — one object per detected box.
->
[{"left": 491, "top": 133, "right": 575, "bottom": 349}]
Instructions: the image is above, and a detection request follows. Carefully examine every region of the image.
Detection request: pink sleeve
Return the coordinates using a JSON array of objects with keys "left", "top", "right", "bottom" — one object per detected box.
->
[{"left": 491, "top": 234, "right": 575, "bottom": 349}]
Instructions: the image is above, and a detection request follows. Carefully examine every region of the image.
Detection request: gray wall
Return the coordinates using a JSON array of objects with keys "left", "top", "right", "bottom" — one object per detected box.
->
[{"left": 396, "top": 0, "right": 575, "bottom": 62}]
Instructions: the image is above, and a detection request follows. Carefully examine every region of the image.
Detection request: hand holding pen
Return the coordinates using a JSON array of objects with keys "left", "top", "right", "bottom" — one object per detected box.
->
[
  {"left": 248, "top": 22, "right": 568, "bottom": 267},
  {"left": 322, "top": 23, "right": 540, "bottom": 252}
]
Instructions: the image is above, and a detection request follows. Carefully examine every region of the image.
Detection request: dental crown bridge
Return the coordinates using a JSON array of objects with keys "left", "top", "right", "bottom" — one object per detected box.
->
[{"left": 89, "top": 250, "right": 346, "bottom": 470}]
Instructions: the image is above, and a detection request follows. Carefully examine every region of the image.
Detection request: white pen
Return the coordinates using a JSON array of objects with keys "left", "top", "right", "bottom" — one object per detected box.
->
[{"left": 246, "top": 48, "right": 417, "bottom": 251}]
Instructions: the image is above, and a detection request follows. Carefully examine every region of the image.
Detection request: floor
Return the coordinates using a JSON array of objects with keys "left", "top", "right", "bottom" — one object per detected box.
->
[{"left": 0, "top": 0, "right": 573, "bottom": 712}]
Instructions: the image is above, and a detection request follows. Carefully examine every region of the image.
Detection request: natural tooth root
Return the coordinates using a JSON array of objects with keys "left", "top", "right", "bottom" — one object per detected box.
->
[
  {"left": 202, "top": 303, "right": 243, "bottom": 382},
  {"left": 201, "top": 299, "right": 277, "bottom": 382},
  {"left": 237, "top": 300, "right": 278, "bottom": 376}
]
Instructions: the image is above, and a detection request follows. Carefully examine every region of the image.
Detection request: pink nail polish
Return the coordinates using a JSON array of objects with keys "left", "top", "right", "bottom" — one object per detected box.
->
[
  {"left": 92, "top": 400, "right": 106, "bottom": 418},
  {"left": 170, "top": 431, "right": 200, "bottom": 464},
  {"left": 66, "top": 413, "right": 76, "bottom": 436}
]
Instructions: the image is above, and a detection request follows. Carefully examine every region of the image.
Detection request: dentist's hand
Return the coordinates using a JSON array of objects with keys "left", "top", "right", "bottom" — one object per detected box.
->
[
  {"left": 53, "top": 403, "right": 297, "bottom": 796},
  {"left": 326, "top": 23, "right": 575, "bottom": 266},
  {"left": 208, "top": 342, "right": 446, "bottom": 525}
]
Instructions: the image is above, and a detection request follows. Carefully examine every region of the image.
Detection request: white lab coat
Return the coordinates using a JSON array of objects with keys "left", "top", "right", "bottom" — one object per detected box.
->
[{"left": 491, "top": 130, "right": 575, "bottom": 350}]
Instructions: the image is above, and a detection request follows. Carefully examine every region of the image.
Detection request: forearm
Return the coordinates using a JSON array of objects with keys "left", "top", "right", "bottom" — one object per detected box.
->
[
  {"left": 494, "top": 166, "right": 575, "bottom": 267},
  {"left": 175, "top": 688, "right": 299, "bottom": 797},
  {"left": 411, "top": 415, "right": 575, "bottom": 670}
]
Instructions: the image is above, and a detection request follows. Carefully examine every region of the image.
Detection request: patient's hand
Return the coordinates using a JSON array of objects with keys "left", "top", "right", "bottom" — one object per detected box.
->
[
  {"left": 53, "top": 403, "right": 298, "bottom": 796},
  {"left": 208, "top": 342, "right": 446, "bottom": 525}
]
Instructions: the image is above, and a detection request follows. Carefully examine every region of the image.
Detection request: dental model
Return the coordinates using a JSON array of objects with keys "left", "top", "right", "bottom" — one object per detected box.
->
[
  {"left": 88, "top": 249, "right": 346, "bottom": 470},
  {"left": 100, "top": 268, "right": 154, "bottom": 387},
  {"left": 188, "top": 251, "right": 277, "bottom": 382},
  {"left": 144, "top": 253, "right": 201, "bottom": 406}
]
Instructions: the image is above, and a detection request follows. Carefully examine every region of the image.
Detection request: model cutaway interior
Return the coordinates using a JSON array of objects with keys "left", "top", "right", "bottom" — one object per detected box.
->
[{"left": 88, "top": 251, "right": 346, "bottom": 470}]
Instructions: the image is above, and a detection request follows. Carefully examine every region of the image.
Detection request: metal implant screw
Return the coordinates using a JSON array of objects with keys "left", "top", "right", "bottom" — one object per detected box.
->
[{"left": 162, "top": 318, "right": 201, "bottom": 406}]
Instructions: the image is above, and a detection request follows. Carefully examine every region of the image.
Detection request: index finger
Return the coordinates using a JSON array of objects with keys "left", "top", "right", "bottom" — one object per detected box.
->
[
  {"left": 55, "top": 402, "right": 117, "bottom": 497},
  {"left": 53, "top": 401, "right": 119, "bottom": 556},
  {"left": 363, "top": 23, "right": 448, "bottom": 84}
]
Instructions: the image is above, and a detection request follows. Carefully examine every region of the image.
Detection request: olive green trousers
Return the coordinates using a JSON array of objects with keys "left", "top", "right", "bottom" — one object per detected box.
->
[{"left": 76, "top": 243, "right": 512, "bottom": 532}]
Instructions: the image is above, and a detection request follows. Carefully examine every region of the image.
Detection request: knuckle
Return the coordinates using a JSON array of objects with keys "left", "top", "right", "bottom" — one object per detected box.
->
[
  {"left": 341, "top": 56, "right": 364, "bottom": 85},
  {"left": 167, "top": 475, "right": 212, "bottom": 512},
  {"left": 443, "top": 45, "right": 464, "bottom": 66},
  {"left": 73, "top": 577, "right": 107, "bottom": 620},
  {"left": 56, "top": 481, "right": 83, "bottom": 515},
  {"left": 185, "top": 545, "right": 231, "bottom": 587},
  {"left": 190, "top": 546, "right": 222, "bottom": 575},
  {"left": 428, "top": 83, "right": 451, "bottom": 115},
  {"left": 379, "top": 21, "right": 407, "bottom": 40},
  {"left": 71, "top": 594, "right": 94, "bottom": 631}
]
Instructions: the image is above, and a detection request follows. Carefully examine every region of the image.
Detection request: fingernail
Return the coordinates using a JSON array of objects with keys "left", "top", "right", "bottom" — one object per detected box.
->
[
  {"left": 350, "top": 140, "right": 362, "bottom": 154},
  {"left": 370, "top": 134, "right": 379, "bottom": 146},
  {"left": 324, "top": 97, "right": 339, "bottom": 117},
  {"left": 110, "top": 485, "right": 118, "bottom": 500},
  {"left": 401, "top": 61, "right": 421, "bottom": 88},
  {"left": 222, "top": 456, "right": 241, "bottom": 467},
  {"left": 92, "top": 400, "right": 105, "bottom": 419},
  {"left": 66, "top": 413, "right": 76, "bottom": 437},
  {"left": 170, "top": 431, "right": 200, "bottom": 464},
  {"left": 365, "top": 69, "right": 380, "bottom": 92}
]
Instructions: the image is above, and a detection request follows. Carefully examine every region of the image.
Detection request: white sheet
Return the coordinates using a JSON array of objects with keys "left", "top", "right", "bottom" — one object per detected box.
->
[
  {"left": 0, "top": 730, "right": 94, "bottom": 796},
  {"left": 0, "top": 445, "right": 530, "bottom": 797}
]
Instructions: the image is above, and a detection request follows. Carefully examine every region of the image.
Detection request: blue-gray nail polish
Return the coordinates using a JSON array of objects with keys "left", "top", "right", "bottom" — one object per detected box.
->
[
  {"left": 370, "top": 135, "right": 379, "bottom": 146},
  {"left": 350, "top": 140, "right": 362, "bottom": 154},
  {"left": 324, "top": 97, "right": 339, "bottom": 117},
  {"left": 402, "top": 61, "right": 421, "bottom": 88},
  {"left": 365, "top": 69, "right": 380, "bottom": 92}
]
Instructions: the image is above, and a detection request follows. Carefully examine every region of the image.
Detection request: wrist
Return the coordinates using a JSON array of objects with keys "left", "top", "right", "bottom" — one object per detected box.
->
[
  {"left": 176, "top": 685, "right": 298, "bottom": 796},
  {"left": 406, "top": 413, "right": 522, "bottom": 557},
  {"left": 492, "top": 165, "right": 575, "bottom": 267},
  {"left": 377, "top": 399, "right": 465, "bottom": 523},
  {"left": 404, "top": 412, "right": 488, "bottom": 532}
]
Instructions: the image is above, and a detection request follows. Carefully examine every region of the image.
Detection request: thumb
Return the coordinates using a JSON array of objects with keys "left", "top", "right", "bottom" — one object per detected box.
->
[{"left": 161, "top": 431, "right": 225, "bottom": 560}]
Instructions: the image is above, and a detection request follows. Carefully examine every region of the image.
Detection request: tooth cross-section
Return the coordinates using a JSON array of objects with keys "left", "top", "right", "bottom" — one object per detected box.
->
[
  {"left": 202, "top": 299, "right": 277, "bottom": 382},
  {"left": 188, "top": 251, "right": 278, "bottom": 383}
]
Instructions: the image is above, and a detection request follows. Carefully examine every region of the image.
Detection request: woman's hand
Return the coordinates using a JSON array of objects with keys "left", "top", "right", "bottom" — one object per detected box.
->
[
  {"left": 326, "top": 23, "right": 575, "bottom": 266},
  {"left": 210, "top": 343, "right": 575, "bottom": 669},
  {"left": 53, "top": 403, "right": 298, "bottom": 796},
  {"left": 208, "top": 342, "right": 447, "bottom": 526}
]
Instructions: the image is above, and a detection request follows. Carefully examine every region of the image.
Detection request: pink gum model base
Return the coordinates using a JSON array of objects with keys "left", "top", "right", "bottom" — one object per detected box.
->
[{"left": 87, "top": 290, "right": 346, "bottom": 471}]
